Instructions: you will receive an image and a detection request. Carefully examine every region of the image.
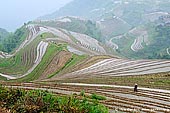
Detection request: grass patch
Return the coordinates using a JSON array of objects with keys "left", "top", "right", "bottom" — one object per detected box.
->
[{"left": 0, "top": 76, "right": 7, "bottom": 81}]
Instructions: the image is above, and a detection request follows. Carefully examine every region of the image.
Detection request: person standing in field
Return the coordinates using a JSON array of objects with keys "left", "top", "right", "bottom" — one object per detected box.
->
[{"left": 134, "top": 83, "right": 138, "bottom": 92}]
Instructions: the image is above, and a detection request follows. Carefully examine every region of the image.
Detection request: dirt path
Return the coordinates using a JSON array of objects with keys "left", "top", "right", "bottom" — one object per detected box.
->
[{"left": 62, "top": 83, "right": 170, "bottom": 93}]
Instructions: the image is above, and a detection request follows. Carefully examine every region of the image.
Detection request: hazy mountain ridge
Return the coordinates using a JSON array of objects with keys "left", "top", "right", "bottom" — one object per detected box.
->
[
  {"left": 1, "top": 0, "right": 170, "bottom": 59},
  {"left": 38, "top": 0, "right": 111, "bottom": 20},
  {"left": 39, "top": 0, "right": 170, "bottom": 23},
  {"left": 37, "top": 0, "right": 170, "bottom": 59}
]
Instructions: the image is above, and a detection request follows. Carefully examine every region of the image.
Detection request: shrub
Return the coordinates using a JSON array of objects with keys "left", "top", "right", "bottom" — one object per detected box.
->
[{"left": 91, "top": 93, "right": 106, "bottom": 100}]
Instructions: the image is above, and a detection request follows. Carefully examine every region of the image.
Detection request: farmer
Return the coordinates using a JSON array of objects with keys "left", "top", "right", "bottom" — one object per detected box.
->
[{"left": 134, "top": 83, "right": 138, "bottom": 92}]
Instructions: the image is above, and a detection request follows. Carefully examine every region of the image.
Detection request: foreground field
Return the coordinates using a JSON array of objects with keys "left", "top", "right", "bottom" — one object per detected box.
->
[
  {"left": 0, "top": 85, "right": 108, "bottom": 113},
  {"left": 1, "top": 82, "right": 170, "bottom": 113}
]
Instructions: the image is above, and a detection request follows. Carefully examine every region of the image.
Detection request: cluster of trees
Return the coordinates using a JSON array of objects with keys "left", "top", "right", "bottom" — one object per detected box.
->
[
  {"left": 0, "top": 28, "right": 10, "bottom": 51},
  {"left": 0, "top": 28, "right": 9, "bottom": 42},
  {"left": 85, "top": 20, "right": 103, "bottom": 42},
  {"left": 0, "top": 26, "right": 27, "bottom": 53}
]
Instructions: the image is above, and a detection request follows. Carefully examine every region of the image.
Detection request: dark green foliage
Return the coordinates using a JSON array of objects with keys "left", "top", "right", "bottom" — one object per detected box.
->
[
  {"left": 80, "top": 90, "right": 85, "bottom": 97},
  {"left": 0, "top": 28, "right": 9, "bottom": 50},
  {"left": 91, "top": 93, "right": 106, "bottom": 100},
  {"left": 0, "top": 28, "right": 9, "bottom": 42},
  {"left": 0, "top": 86, "right": 108, "bottom": 113},
  {"left": 0, "top": 26, "right": 28, "bottom": 53}
]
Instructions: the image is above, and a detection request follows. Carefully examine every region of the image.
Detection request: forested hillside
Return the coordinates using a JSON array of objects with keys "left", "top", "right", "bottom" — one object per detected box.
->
[
  {"left": 0, "top": 28, "right": 9, "bottom": 50},
  {"left": 0, "top": 26, "right": 27, "bottom": 53}
]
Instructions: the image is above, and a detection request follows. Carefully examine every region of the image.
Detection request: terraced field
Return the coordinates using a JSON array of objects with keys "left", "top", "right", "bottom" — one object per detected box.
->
[
  {"left": 0, "top": 23, "right": 108, "bottom": 80},
  {"left": 2, "top": 82, "right": 170, "bottom": 113},
  {"left": 0, "top": 24, "right": 170, "bottom": 113},
  {"left": 59, "top": 58, "right": 170, "bottom": 80},
  {"left": 131, "top": 37, "right": 144, "bottom": 52},
  {"left": 0, "top": 23, "right": 169, "bottom": 82},
  {"left": 144, "top": 12, "right": 169, "bottom": 22},
  {"left": 130, "top": 27, "right": 149, "bottom": 52}
]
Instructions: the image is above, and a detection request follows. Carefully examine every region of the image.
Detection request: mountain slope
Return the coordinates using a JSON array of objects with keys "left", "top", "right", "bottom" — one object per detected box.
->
[
  {"left": 0, "top": 23, "right": 110, "bottom": 80},
  {"left": 39, "top": 0, "right": 170, "bottom": 24},
  {"left": 0, "top": 28, "right": 9, "bottom": 50},
  {"left": 37, "top": 0, "right": 170, "bottom": 59},
  {"left": 0, "top": 28, "right": 9, "bottom": 41},
  {"left": 0, "top": 26, "right": 28, "bottom": 53}
]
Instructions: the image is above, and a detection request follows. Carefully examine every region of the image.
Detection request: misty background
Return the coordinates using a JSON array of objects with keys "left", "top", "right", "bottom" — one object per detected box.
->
[{"left": 0, "top": 0, "right": 72, "bottom": 31}]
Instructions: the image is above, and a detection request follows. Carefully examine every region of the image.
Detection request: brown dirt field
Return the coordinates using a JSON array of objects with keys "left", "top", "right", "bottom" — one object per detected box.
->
[{"left": 38, "top": 51, "right": 72, "bottom": 80}]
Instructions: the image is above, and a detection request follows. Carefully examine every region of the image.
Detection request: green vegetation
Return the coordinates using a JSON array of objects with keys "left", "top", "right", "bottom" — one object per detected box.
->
[
  {"left": 0, "top": 28, "right": 9, "bottom": 47},
  {"left": 0, "top": 26, "right": 28, "bottom": 53},
  {"left": 0, "top": 86, "right": 108, "bottom": 113},
  {"left": 0, "top": 76, "right": 7, "bottom": 81},
  {"left": 91, "top": 93, "right": 106, "bottom": 100}
]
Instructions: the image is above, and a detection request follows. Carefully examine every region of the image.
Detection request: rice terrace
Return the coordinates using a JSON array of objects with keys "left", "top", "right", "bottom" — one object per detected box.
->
[{"left": 0, "top": 0, "right": 170, "bottom": 113}]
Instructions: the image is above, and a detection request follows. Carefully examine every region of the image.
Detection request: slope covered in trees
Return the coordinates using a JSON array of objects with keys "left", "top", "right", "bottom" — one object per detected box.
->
[
  {"left": 0, "top": 26, "right": 28, "bottom": 53},
  {"left": 0, "top": 28, "right": 9, "bottom": 50}
]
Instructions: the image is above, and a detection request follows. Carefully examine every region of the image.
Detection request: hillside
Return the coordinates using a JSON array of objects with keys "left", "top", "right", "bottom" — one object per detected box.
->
[
  {"left": 0, "top": 1, "right": 170, "bottom": 112},
  {"left": 0, "top": 28, "right": 9, "bottom": 50},
  {"left": 0, "top": 23, "right": 169, "bottom": 81},
  {"left": 0, "top": 26, "right": 28, "bottom": 53},
  {"left": 0, "top": 28, "right": 9, "bottom": 41},
  {"left": 33, "top": 17, "right": 103, "bottom": 42},
  {"left": 39, "top": 0, "right": 170, "bottom": 27},
  {"left": 37, "top": 0, "right": 170, "bottom": 59}
]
